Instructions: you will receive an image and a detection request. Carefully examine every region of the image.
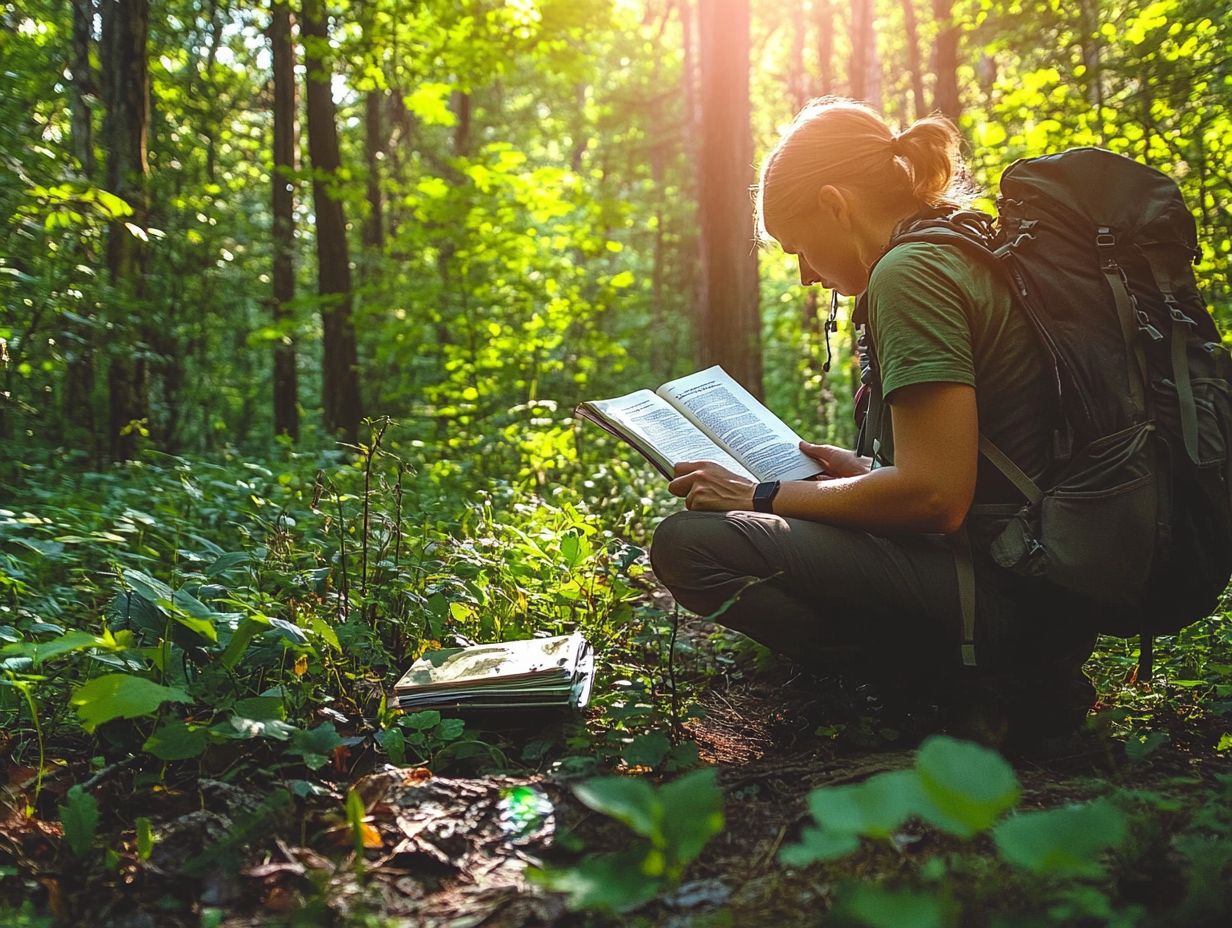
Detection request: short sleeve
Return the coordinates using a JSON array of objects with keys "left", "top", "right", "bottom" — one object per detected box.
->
[{"left": 867, "top": 243, "right": 976, "bottom": 402}]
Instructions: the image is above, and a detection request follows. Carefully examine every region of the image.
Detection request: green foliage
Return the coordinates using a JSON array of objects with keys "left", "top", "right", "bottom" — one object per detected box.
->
[
  {"left": 57, "top": 785, "right": 98, "bottom": 858},
  {"left": 993, "top": 799, "right": 1128, "bottom": 878},
  {"left": 533, "top": 768, "right": 724, "bottom": 913},
  {"left": 780, "top": 736, "right": 1020, "bottom": 867},
  {"left": 70, "top": 674, "right": 190, "bottom": 732}
]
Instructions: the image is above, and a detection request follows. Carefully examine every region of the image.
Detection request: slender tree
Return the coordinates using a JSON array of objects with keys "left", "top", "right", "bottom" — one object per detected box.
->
[
  {"left": 814, "top": 0, "right": 834, "bottom": 97},
  {"left": 931, "top": 0, "right": 961, "bottom": 120},
  {"left": 65, "top": 0, "right": 98, "bottom": 459},
  {"left": 100, "top": 0, "right": 150, "bottom": 462},
  {"left": 697, "top": 0, "right": 760, "bottom": 395},
  {"left": 303, "top": 0, "right": 362, "bottom": 443},
  {"left": 900, "top": 0, "right": 927, "bottom": 119},
  {"left": 271, "top": 0, "right": 299, "bottom": 440}
]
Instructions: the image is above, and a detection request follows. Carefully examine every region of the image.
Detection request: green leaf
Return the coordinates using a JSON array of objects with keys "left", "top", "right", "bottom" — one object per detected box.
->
[
  {"left": 143, "top": 720, "right": 208, "bottom": 760},
  {"left": 1, "top": 630, "right": 113, "bottom": 667},
  {"left": 658, "top": 768, "right": 724, "bottom": 868},
  {"left": 205, "top": 552, "right": 248, "bottom": 577},
  {"left": 992, "top": 799, "right": 1127, "bottom": 877},
  {"left": 219, "top": 618, "right": 264, "bottom": 670},
  {"left": 572, "top": 776, "right": 659, "bottom": 839},
  {"left": 233, "top": 696, "right": 285, "bottom": 720},
  {"left": 914, "top": 736, "right": 1019, "bottom": 837},
  {"left": 377, "top": 728, "right": 406, "bottom": 765},
  {"left": 71, "top": 674, "right": 190, "bottom": 731},
  {"left": 621, "top": 731, "right": 671, "bottom": 770},
  {"left": 59, "top": 785, "right": 99, "bottom": 857},
  {"left": 531, "top": 848, "right": 661, "bottom": 913},
  {"left": 838, "top": 884, "right": 944, "bottom": 928},
  {"left": 135, "top": 817, "right": 155, "bottom": 861},
  {"left": 401, "top": 710, "right": 442, "bottom": 731},
  {"left": 287, "top": 722, "right": 343, "bottom": 769},
  {"left": 806, "top": 770, "right": 921, "bottom": 839},
  {"left": 779, "top": 825, "right": 861, "bottom": 866}
]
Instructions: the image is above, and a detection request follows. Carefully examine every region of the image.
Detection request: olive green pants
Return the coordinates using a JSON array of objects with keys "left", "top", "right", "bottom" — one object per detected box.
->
[{"left": 650, "top": 509, "right": 1096, "bottom": 681}]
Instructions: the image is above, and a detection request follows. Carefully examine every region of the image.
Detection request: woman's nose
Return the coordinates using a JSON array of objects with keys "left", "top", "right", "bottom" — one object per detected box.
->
[{"left": 798, "top": 255, "right": 821, "bottom": 286}]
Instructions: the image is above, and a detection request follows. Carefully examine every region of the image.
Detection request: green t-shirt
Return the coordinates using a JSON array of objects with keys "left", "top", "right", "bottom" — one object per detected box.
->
[{"left": 866, "top": 241, "right": 1055, "bottom": 502}]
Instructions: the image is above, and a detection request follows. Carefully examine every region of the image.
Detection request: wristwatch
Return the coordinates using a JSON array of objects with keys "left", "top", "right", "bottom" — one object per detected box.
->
[{"left": 752, "top": 480, "right": 781, "bottom": 514}]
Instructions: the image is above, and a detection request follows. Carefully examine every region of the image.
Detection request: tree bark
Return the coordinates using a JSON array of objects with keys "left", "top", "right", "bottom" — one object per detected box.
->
[
  {"left": 364, "top": 90, "right": 385, "bottom": 250},
  {"left": 303, "top": 0, "right": 362, "bottom": 444},
  {"left": 100, "top": 0, "right": 150, "bottom": 462},
  {"left": 271, "top": 0, "right": 299, "bottom": 440},
  {"left": 900, "top": 0, "right": 927, "bottom": 119},
  {"left": 931, "top": 0, "right": 961, "bottom": 121},
  {"left": 814, "top": 0, "right": 834, "bottom": 96},
  {"left": 849, "top": 0, "right": 880, "bottom": 110},
  {"left": 66, "top": 0, "right": 98, "bottom": 460},
  {"left": 697, "top": 0, "right": 761, "bottom": 395}
]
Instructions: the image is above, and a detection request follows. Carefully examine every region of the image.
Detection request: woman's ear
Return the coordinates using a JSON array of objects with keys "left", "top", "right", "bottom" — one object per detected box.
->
[{"left": 816, "top": 185, "right": 853, "bottom": 231}]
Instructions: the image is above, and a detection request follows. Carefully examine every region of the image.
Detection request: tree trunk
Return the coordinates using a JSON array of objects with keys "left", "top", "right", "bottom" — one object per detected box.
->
[
  {"left": 697, "top": 0, "right": 761, "bottom": 395},
  {"left": 849, "top": 0, "right": 880, "bottom": 110},
  {"left": 364, "top": 90, "right": 385, "bottom": 250},
  {"left": 931, "top": 0, "right": 961, "bottom": 121},
  {"left": 814, "top": 0, "right": 834, "bottom": 96},
  {"left": 900, "top": 0, "right": 927, "bottom": 119},
  {"left": 303, "top": 0, "right": 362, "bottom": 444},
  {"left": 66, "top": 0, "right": 99, "bottom": 461},
  {"left": 100, "top": 0, "right": 150, "bottom": 462},
  {"left": 271, "top": 0, "right": 299, "bottom": 440},
  {"left": 790, "top": 0, "right": 807, "bottom": 111}
]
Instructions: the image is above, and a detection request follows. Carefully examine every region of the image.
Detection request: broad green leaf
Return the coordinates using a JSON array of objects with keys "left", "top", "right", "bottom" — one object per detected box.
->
[
  {"left": 571, "top": 776, "right": 659, "bottom": 839},
  {"left": 531, "top": 848, "right": 661, "bottom": 913},
  {"left": 1, "top": 630, "right": 111, "bottom": 667},
  {"left": 992, "top": 799, "right": 1127, "bottom": 877},
  {"left": 59, "top": 785, "right": 98, "bottom": 857},
  {"left": 621, "top": 731, "right": 671, "bottom": 770},
  {"left": 839, "top": 884, "right": 944, "bottom": 928},
  {"left": 658, "top": 768, "right": 724, "bottom": 867},
  {"left": 144, "top": 720, "right": 208, "bottom": 760},
  {"left": 914, "top": 736, "right": 1019, "bottom": 837},
  {"left": 232, "top": 696, "right": 284, "bottom": 720},
  {"left": 402, "top": 710, "right": 442, "bottom": 730},
  {"left": 71, "top": 674, "right": 190, "bottom": 731},
  {"left": 287, "top": 722, "right": 343, "bottom": 769},
  {"left": 806, "top": 770, "right": 921, "bottom": 839},
  {"left": 205, "top": 552, "right": 248, "bottom": 577},
  {"left": 377, "top": 728, "right": 406, "bottom": 765},
  {"left": 779, "top": 825, "right": 861, "bottom": 866}
]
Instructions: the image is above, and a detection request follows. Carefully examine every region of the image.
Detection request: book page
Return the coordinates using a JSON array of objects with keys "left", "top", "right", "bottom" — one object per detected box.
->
[
  {"left": 658, "top": 366, "right": 822, "bottom": 482},
  {"left": 579, "top": 390, "right": 755, "bottom": 481}
]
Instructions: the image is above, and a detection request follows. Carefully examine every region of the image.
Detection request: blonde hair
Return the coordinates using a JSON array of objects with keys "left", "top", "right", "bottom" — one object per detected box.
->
[{"left": 756, "top": 98, "right": 965, "bottom": 243}]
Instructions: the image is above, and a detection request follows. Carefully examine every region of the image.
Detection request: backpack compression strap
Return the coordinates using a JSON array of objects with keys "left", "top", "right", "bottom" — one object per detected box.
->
[{"left": 1142, "top": 249, "right": 1202, "bottom": 465}]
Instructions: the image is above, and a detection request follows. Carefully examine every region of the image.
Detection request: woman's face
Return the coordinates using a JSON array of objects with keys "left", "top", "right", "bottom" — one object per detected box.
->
[{"left": 768, "top": 186, "right": 872, "bottom": 296}]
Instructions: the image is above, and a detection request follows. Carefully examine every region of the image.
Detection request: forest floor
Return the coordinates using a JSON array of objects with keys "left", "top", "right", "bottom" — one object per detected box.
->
[{"left": 4, "top": 589, "right": 1232, "bottom": 928}]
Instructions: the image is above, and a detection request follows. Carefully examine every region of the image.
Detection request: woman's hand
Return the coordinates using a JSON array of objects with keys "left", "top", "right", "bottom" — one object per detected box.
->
[
  {"left": 668, "top": 461, "right": 756, "bottom": 511},
  {"left": 798, "top": 442, "right": 871, "bottom": 479}
]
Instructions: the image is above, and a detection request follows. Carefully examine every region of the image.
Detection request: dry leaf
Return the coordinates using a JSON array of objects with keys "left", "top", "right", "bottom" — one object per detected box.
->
[{"left": 293, "top": 654, "right": 309, "bottom": 677}]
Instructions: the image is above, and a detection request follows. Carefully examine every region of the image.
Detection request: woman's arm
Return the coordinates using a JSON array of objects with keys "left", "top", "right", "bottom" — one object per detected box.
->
[{"left": 669, "top": 381, "right": 979, "bottom": 535}]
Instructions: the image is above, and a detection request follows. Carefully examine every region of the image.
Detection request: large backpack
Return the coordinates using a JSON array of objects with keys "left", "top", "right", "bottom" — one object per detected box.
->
[{"left": 855, "top": 147, "right": 1232, "bottom": 672}]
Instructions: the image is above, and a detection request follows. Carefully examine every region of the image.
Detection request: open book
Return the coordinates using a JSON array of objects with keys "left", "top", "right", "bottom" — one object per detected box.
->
[
  {"left": 392, "top": 633, "right": 594, "bottom": 712},
  {"left": 575, "top": 365, "right": 823, "bottom": 482}
]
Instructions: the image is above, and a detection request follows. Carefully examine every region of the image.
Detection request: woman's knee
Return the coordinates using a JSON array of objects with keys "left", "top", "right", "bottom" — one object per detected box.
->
[{"left": 649, "top": 510, "right": 713, "bottom": 588}]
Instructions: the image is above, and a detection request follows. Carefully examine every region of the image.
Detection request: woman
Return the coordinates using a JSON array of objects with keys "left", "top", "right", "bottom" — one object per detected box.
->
[{"left": 650, "top": 99, "right": 1095, "bottom": 744}]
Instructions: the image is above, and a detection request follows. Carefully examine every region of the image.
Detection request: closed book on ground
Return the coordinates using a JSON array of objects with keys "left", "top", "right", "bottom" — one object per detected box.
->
[{"left": 392, "top": 632, "right": 594, "bottom": 711}]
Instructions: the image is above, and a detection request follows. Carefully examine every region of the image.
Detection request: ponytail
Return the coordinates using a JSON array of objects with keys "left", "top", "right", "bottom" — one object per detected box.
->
[{"left": 757, "top": 98, "right": 967, "bottom": 242}]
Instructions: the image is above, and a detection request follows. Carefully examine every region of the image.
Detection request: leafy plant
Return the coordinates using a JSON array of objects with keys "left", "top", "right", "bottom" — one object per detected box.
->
[{"left": 532, "top": 767, "right": 724, "bottom": 913}]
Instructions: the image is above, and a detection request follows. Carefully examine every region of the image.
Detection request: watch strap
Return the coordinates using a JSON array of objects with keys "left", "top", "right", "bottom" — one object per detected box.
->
[{"left": 753, "top": 480, "right": 781, "bottom": 513}]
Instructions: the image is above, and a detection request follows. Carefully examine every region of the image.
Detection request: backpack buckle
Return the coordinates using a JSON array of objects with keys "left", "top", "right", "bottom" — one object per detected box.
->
[
  {"left": 1166, "top": 300, "right": 1193, "bottom": 326},
  {"left": 1095, "top": 227, "right": 1117, "bottom": 248}
]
